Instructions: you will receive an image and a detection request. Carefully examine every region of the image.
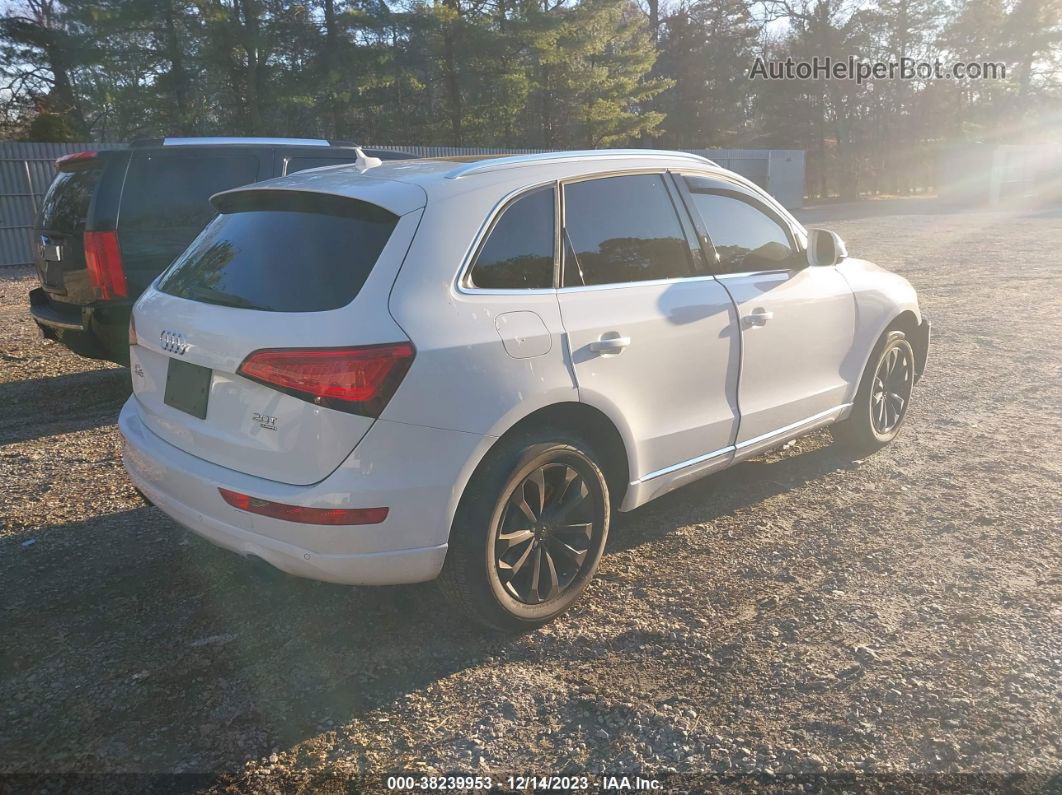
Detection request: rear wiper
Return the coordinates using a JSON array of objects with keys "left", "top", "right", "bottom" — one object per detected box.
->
[{"left": 185, "top": 286, "right": 264, "bottom": 310}]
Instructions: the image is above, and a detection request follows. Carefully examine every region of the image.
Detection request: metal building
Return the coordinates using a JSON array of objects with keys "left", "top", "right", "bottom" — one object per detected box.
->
[{"left": 938, "top": 143, "right": 1062, "bottom": 205}]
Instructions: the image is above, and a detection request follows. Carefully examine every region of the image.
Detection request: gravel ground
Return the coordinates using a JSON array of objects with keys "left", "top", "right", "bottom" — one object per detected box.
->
[{"left": 1, "top": 198, "right": 1060, "bottom": 792}]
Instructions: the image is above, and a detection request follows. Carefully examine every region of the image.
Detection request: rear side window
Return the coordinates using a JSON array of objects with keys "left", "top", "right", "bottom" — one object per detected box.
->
[
  {"left": 38, "top": 167, "right": 101, "bottom": 233},
  {"left": 158, "top": 191, "right": 397, "bottom": 312},
  {"left": 562, "top": 175, "right": 692, "bottom": 287},
  {"left": 118, "top": 153, "right": 258, "bottom": 268},
  {"left": 469, "top": 187, "right": 555, "bottom": 289}
]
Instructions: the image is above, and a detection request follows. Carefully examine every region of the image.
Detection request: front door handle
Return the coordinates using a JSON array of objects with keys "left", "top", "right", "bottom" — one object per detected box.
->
[
  {"left": 742, "top": 309, "right": 773, "bottom": 328},
  {"left": 588, "top": 335, "right": 631, "bottom": 354}
]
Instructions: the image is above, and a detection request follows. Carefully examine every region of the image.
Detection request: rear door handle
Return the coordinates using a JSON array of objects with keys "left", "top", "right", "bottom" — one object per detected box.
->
[
  {"left": 742, "top": 309, "right": 773, "bottom": 328},
  {"left": 588, "top": 335, "right": 631, "bottom": 354}
]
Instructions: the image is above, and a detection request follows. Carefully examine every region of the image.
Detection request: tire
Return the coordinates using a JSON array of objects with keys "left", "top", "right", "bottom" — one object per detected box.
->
[
  {"left": 832, "top": 329, "right": 916, "bottom": 456},
  {"left": 438, "top": 429, "right": 610, "bottom": 631}
]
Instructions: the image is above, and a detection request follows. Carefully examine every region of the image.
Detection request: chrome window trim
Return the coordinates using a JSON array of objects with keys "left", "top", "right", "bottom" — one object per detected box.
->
[
  {"left": 557, "top": 274, "right": 720, "bottom": 294},
  {"left": 455, "top": 179, "right": 560, "bottom": 295},
  {"left": 458, "top": 273, "right": 725, "bottom": 297},
  {"left": 632, "top": 403, "right": 852, "bottom": 484},
  {"left": 456, "top": 167, "right": 707, "bottom": 296},
  {"left": 559, "top": 166, "right": 667, "bottom": 186},
  {"left": 714, "top": 268, "right": 792, "bottom": 280}
]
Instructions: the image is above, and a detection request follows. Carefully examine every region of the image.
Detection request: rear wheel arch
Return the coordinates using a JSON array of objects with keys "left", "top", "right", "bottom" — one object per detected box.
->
[{"left": 472, "top": 402, "right": 631, "bottom": 513}]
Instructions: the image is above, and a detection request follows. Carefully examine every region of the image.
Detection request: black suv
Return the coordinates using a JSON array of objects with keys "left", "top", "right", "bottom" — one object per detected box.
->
[{"left": 29, "top": 137, "right": 412, "bottom": 365}]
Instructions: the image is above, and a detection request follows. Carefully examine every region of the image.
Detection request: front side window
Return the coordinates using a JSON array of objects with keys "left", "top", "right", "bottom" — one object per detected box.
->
[
  {"left": 684, "top": 181, "right": 797, "bottom": 274},
  {"left": 563, "top": 174, "right": 692, "bottom": 287},
  {"left": 468, "top": 187, "right": 555, "bottom": 289}
]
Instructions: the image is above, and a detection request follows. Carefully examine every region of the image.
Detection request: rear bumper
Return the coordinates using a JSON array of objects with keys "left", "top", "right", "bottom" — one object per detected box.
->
[
  {"left": 119, "top": 398, "right": 485, "bottom": 585},
  {"left": 29, "top": 287, "right": 131, "bottom": 365}
]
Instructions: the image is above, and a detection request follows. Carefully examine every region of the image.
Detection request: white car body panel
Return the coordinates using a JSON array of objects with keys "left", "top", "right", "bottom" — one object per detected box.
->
[
  {"left": 836, "top": 257, "right": 924, "bottom": 402},
  {"left": 121, "top": 398, "right": 484, "bottom": 583},
  {"left": 720, "top": 265, "right": 856, "bottom": 444},
  {"left": 558, "top": 277, "right": 739, "bottom": 481},
  {"left": 120, "top": 150, "right": 927, "bottom": 586},
  {"left": 383, "top": 186, "right": 577, "bottom": 435}
]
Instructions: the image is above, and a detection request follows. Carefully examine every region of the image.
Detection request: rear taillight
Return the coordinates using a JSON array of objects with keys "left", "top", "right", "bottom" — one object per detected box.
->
[
  {"left": 237, "top": 342, "right": 415, "bottom": 417},
  {"left": 128, "top": 314, "right": 137, "bottom": 346},
  {"left": 218, "top": 488, "right": 388, "bottom": 525},
  {"left": 84, "top": 230, "right": 128, "bottom": 300},
  {"left": 55, "top": 151, "right": 97, "bottom": 171}
]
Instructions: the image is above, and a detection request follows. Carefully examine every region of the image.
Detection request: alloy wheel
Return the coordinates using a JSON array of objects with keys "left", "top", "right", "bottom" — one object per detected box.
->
[
  {"left": 492, "top": 462, "right": 597, "bottom": 604},
  {"left": 871, "top": 344, "right": 913, "bottom": 434}
]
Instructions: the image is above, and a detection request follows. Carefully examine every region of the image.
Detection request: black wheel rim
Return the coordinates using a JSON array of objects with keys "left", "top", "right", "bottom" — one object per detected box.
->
[
  {"left": 493, "top": 462, "right": 596, "bottom": 605},
  {"left": 871, "top": 345, "right": 913, "bottom": 434}
]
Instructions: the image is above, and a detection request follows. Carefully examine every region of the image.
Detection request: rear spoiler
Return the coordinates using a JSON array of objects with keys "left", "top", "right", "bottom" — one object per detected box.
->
[{"left": 55, "top": 151, "right": 98, "bottom": 171}]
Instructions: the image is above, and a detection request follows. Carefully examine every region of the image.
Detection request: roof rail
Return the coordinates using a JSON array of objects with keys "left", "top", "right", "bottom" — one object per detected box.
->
[
  {"left": 129, "top": 136, "right": 336, "bottom": 148},
  {"left": 445, "top": 149, "right": 718, "bottom": 179}
]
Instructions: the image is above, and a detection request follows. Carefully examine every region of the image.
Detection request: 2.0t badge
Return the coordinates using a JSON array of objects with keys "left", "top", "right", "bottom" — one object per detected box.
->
[{"left": 252, "top": 412, "right": 278, "bottom": 431}]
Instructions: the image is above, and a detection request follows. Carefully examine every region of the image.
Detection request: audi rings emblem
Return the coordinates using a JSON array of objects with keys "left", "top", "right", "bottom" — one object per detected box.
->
[{"left": 160, "top": 330, "right": 189, "bottom": 356}]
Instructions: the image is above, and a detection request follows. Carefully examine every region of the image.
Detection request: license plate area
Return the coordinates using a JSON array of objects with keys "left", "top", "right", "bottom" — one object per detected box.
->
[
  {"left": 41, "top": 259, "right": 65, "bottom": 291},
  {"left": 164, "top": 358, "right": 212, "bottom": 419}
]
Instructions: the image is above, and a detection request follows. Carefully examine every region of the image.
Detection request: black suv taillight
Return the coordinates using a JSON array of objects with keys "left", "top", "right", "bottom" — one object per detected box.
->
[{"left": 84, "top": 231, "right": 128, "bottom": 300}]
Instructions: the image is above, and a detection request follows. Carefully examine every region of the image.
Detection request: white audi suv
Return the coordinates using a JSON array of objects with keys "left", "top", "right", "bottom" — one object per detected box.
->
[{"left": 120, "top": 150, "right": 930, "bottom": 629}]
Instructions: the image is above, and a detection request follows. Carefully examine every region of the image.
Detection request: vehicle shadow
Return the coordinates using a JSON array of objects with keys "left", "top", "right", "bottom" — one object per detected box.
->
[
  {"left": 0, "top": 367, "right": 129, "bottom": 446},
  {"left": 608, "top": 433, "right": 856, "bottom": 554},
  {"left": 0, "top": 435, "right": 855, "bottom": 775},
  {"left": 0, "top": 505, "right": 501, "bottom": 775}
]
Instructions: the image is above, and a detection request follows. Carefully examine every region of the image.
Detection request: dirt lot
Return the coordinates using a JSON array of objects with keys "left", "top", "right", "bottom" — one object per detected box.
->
[{"left": 1, "top": 198, "right": 1060, "bottom": 792}]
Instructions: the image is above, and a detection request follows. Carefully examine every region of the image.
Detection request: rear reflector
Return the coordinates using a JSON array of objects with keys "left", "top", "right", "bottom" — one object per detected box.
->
[
  {"left": 55, "top": 151, "right": 97, "bottom": 170},
  {"left": 237, "top": 342, "right": 415, "bottom": 417},
  {"left": 218, "top": 488, "right": 388, "bottom": 525},
  {"left": 84, "top": 230, "right": 128, "bottom": 300}
]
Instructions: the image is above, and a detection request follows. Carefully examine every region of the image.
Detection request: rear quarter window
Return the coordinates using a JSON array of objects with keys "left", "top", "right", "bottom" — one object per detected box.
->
[
  {"left": 468, "top": 187, "right": 555, "bottom": 289},
  {"left": 158, "top": 191, "right": 397, "bottom": 312}
]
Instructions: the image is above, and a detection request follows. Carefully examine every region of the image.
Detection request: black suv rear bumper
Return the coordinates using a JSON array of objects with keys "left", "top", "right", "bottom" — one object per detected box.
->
[{"left": 29, "top": 287, "right": 131, "bottom": 366}]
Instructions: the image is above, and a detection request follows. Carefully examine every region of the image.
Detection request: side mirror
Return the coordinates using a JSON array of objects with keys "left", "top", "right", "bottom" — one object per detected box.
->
[{"left": 806, "top": 228, "right": 848, "bottom": 267}]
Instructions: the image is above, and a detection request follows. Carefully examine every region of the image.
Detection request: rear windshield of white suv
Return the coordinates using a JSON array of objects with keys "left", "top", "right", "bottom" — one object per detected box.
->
[{"left": 158, "top": 191, "right": 398, "bottom": 312}]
